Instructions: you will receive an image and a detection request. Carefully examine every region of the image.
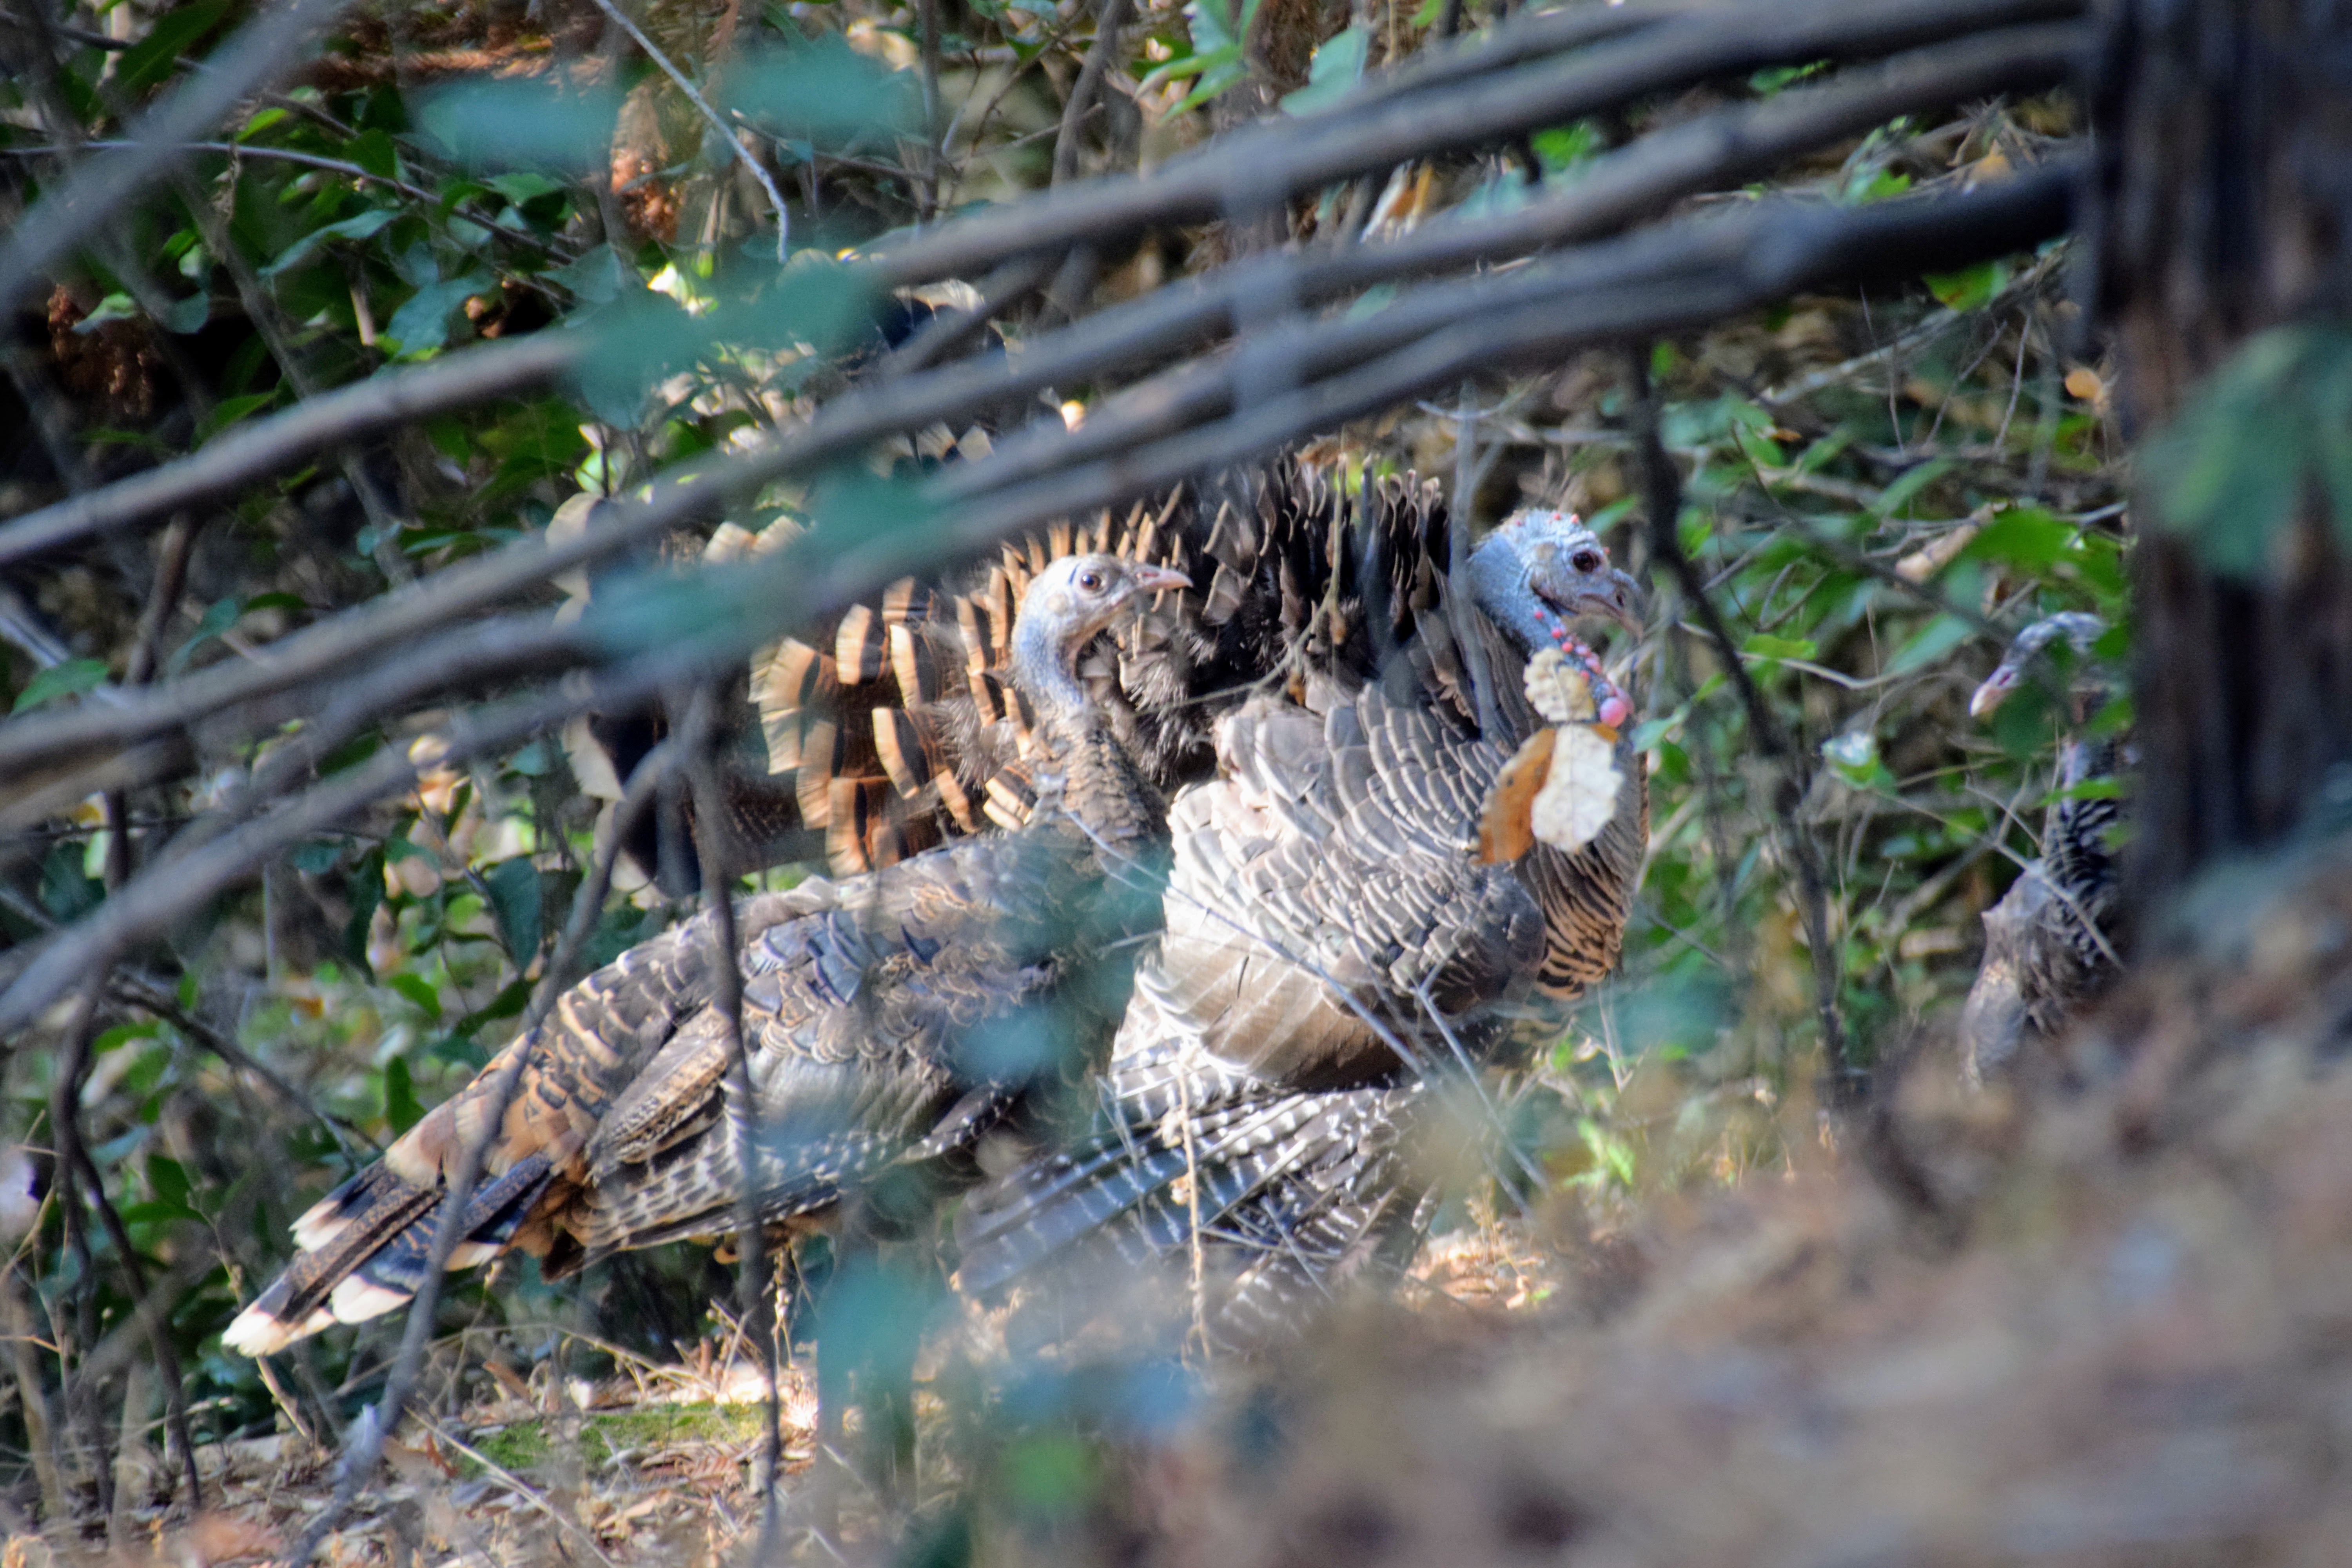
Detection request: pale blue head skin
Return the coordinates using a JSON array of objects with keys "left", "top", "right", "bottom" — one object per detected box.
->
[
  {"left": 1011, "top": 554, "right": 1191, "bottom": 719},
  {"left": 1971, "top": 611, "right": 2109, "bottom": 719},
  {"left": 1467, "top": 508, "right": 1645, "bottom": 652}
]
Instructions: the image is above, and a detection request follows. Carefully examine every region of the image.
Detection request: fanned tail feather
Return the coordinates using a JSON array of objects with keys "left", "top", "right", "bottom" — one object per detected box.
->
[{"left": 223, "top": 1155, "right": 557, "bottom": 1356}]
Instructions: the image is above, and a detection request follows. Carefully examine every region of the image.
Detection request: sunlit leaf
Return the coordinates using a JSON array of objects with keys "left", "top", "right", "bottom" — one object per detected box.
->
[
  {"left": 1962, "top": 506, "right": 2074, "bottom": 570},
  {"left": 1923, "top": 259, "right": 2008, "bottom": 312}
]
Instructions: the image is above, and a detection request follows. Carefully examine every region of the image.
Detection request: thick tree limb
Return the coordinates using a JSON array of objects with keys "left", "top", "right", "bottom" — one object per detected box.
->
[
  {"left": 0, "top": 666, "right": 673, "bottom": 1036},
  {"left": 0, "top": 172, "right": 2076, "bottom": 1037},
  {"left": 0, "top": 20, "right": 2072, "bottom": 572},
  {"left": 0, "top": 333, "right": 581, "bottom": 569},
  {"left": 866, "top": 0, "right": 2082, "bottom": 286},
  {"left": 0, "top": 166, "right": 2074, "bottom": 808}
]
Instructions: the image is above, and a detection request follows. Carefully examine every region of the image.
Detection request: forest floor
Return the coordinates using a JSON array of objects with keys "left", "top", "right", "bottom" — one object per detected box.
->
[
  {"left": 36, "top": 833, "right": 2352, "bottom": 1568},
  {"left": 1, "top": 1224, "right": 1575, "bottom": 1568}
]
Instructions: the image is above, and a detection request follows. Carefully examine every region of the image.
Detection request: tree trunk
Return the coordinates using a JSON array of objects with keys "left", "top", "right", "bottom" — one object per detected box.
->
[{"left": 2094, "top": 0, "right": 2352, "bottom": 909}]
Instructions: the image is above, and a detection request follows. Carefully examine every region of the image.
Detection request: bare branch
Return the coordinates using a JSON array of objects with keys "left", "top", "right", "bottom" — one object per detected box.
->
[
  {"left": 0, "top": 334, "right": 579, "bottom": 569},
  {"left": 0, "top": 21, "right": 2071, "bottom": 575},
  {"left": 584, "top": 0, "right": 791, "bottom": 260},
  {"left": 1053, "top": 0, "right": 1136, "bottom": 187},
  {"left": 1628, "top": 347, "right": 1851, "bottom": 1076},
  {"left": 866, "top": 0, "right": 2082, "bottom": 286}
]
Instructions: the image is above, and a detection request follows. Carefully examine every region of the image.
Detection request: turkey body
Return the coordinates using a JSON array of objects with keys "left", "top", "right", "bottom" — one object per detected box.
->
[
  {"left": 1959, "top": 613, "right": 2127, "bottom": 1084},
  {"left": 225, "top": 555, "right": 1180, "bottom": 1356},
  {"left": 956, "top": 508, "right": 1649, "bottom": 1343}
]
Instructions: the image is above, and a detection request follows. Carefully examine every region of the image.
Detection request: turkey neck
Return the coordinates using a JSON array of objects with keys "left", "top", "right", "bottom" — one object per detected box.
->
[
  {"left": 1029, "top": 705, "right": 1169, "bottom": 860},
  {"left": 1013, "top": 616, "right": 1168, "bottom": 862}
]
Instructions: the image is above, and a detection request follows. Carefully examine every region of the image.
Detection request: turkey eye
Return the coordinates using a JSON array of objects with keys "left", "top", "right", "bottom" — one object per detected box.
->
[
  {"left": 1572, "top": 550, "right": 1601, "bottom": 573},
  {"left": 1078, "top": 570, "right": 1104, "bottom": 592}
]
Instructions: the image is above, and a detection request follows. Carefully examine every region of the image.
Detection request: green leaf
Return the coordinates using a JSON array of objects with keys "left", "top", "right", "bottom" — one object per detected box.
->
[
  {"left": 1887, "top": 612, "right": 1975, "bottom": 675},
  {"left": 725, "top": 36, "right": 922, "bottom": 147},
  {"left": 348, "top": 127, "right": 400, "bottom": 180},
  {"left": 1821, "top": 729, "right": 1895, "bottom": 791},
  {"left": 484, "top": 857, "right": 544, "bottom": 964},
  {"left": 159, "top": 291, "right": 210, "bottom": 334},
  {"left": 549, "top": 245, "right": 639, "bottom": 306},
  {"left": 196, "top": 390, "right": 275, "bottom": 442},
  {"left": 13, "top": 657, "right": 110, "bottom": 713},
  {"left": 1144, "top": 0, "right": 1261, "bottom": 109},
  {"left": 388, "top": 971, "right": 443, "bottom": 1024},
  {"left": 383, "top": 1057, "right": 425, "bottom": 1135},
  {"left": 1280, "top": 25, "right": 1367, "bottom": 115},
  {"left": 487, "top": 171, "right": 567, "bottom": 205},
  {"left": 1740, "top": 633, "right": 1817, "bottom": 662},
  {"left": 345, "top": 847, "right": 386, "bottom": 976},
  {"left": 385, "top": 272, "right": 496, "bottom": 359},
  {"left": 1842, "top": 166, "right": 1911, "bottom": 205},
  {"left": 1924, "top": 259, "right": 2008, "bottom": 312},
  {"left": 116, "top": 0, "right": 228, "bottom": 95},
  {"left": 73, "top": 292, "right": 141, "bottom": 333},
  {"left": 1530, "top": 122, "right": 1603, "bottom": 178},
  {"left": 290, "top": 838, "right": 343, "bottom": 875},
  {"left": 385, "top": 833, "right": 437, "bottom": 868},
  {"left": 455, "top": 977, "right": 532, "bottom": 1036},
  {"left": 165, "top": 596, "right": 243, "bottom": 676},
  {"left": 237, "top": 106, "right": 290, "bottom": 142},
  {"left": 147, "top": 1155, "right": 192, "bottom": 1211},
  {"left": 1962, "top": 506, "right": 2074, "bottom": 570},
  {"left": 417, "top": 78, "right": 626, "bottom": 172},
  {"left": 2138, "top": 324, "right": 2352, "bottom": 578},
  {"left": 261, "top": 209, "right": 397, "bottom": 279},
  {"left": 1749, "top": 60, "right": 1828, "bottom": 95}
]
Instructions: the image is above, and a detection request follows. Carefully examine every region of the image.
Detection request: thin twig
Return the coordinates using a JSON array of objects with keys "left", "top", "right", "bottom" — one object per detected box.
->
[
  {"left": 679, "top": 686, "right": 784, "bottom": 1552},
  {"left": 0, "top": 24, "right": 2076, "bottom": 570},
  {"left": 281, "top": 727, "right": 673, "bottom": 1567},
  {"left": 0, "top": 0, "right": 357, "bottom": 306},
  {"left": 1628, "top": 346, "right": 1851, "bottom": 1078},
  {"left": 585, "top": 0, "right": 789, "bottom": 261},
  {"left": 1053, "top": 0, "right": 1135, "bottom": 186}
]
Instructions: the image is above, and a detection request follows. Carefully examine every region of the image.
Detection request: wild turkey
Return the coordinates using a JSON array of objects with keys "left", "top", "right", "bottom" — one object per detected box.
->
[
  {"left": 1958, "top": 612, "right": 2127, "bottom": 1084},
  {"left": 954, "top": 507, "right": 1648, "bottom": 1344},
  {"left": 221, "top": 552, "right": 1185, "bottom": 1356},
  {"left": 571, "top": 460, "right": 1425, "bottom": 889}
]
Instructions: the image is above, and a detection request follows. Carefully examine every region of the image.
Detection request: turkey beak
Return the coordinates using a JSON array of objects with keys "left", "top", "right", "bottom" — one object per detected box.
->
[
  {"left": 1969, "top": 670, "right": 2014, "bottom": 719},
  {"left": 1565, "top": 568, "right": 1646, "bottom": 639},
  {"left": 1127, "top": 565, "right": 1192, "bottom": 599}
]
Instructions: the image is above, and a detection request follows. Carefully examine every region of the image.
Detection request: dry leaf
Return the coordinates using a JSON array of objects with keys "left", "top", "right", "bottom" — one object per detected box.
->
[
  {"left": 2063, "top": 365, "right": 2106, "bottom": 404},
  {"left": 1476, "top": 728, "right": 1556, "bottom": 864}
]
